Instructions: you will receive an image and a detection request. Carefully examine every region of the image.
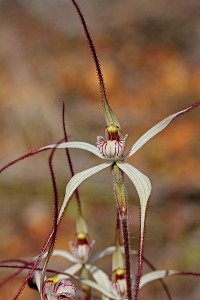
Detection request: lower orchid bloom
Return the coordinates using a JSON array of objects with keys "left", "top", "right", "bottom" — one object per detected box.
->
[
  {"left": 69, "top": 216, "right": 95, "bottom": 264},
  {"left": 70, "top": 245, "right": 180, "bottom": 300},
  {"left": 35, "top": 275, "right": 76, "bottom": 300}
]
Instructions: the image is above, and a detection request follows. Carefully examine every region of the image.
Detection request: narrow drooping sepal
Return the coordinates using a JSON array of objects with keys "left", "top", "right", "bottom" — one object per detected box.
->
[
  {"left": 80, "top": 279, "right": 115, "bottom": 300},
  {"left": 116, "top": 161, "right": 151, "bottom": 233},
  {"left": 85, "top": 264, "right": 112, "bottom": 292},
  {"left": 40, "top": 141, "right": 104, "bottom": 159},
  {"left": 57, "top": 162, "right": 112, "bottom": 223},
  {"left": 125, "top": 102, "right": 200, "bottom": 158},
  {"left": 139, "top": 270, "right": 179, "bottom": 289}
]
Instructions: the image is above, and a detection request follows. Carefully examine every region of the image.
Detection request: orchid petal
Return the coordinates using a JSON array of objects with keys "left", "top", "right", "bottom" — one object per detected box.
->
[
  {"left": 140, "top": 270, "right": 179, "bottom": 289},
  {"left": 58, "top": 162, "right": 112, "bottom": 223},
  {"left": 40, "top": 141, "right": 104, "bottom": 159},
  {"left": 91, "top": 246, "right": 137, "bottom": 263},
  {"left": 85, "top": 264, "right": 112, "bottom": 292},
  {"left": 90, "top": 246, "right": 117, "bottom": 263},
  {"left": 35, "top": 270, "right": 42, "bottom": 292},
  {"left": 58, "top": 263, "right": 82, "bottom": 280},
  {"left": 52, "top": 250, "right": 78, "bottom": 263},
  {"left": 34, "top": 250, "right": 78, "bottom": 263},
  {"left": 116, "top": 162, "right": 151, "bottom": 234},
  {"left": 125, "top": 107, "right": 193, "bottom": 158},
  {"left": 81, "top": 279, "right": 115, "bottom": 299}
]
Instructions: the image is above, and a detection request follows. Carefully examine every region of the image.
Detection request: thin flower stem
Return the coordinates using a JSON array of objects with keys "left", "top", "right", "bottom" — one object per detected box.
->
[
  {"left": 0, "top": 136, "right": 66, "bottom": 175},
  {"left": 115, "top": 211, "right": 121, "bottom": 244},
  {"left": 12, "top": 139, "right": 65, "bottom": 300},
  {"left": 122, "top": 217, "right": 132, "bottom": 300},
  {"left": 62, "top": 102, "right": 82, "bottom": 215},
  {"left": 0, "top": 148, "right": 49, "bottom": 174},
  {"left": 0, "top": 268, "right": 25, "bottom": 288},
  {"left": 142, "top": 256, "right": 172, "bottom": 300},
  {"left": 12, "top": 234, "right": 52, "bottom": 300},
  {"left": 112, "top": 164, "right": 132, "bottom": 300},
  {"left": 39, "top": 141, "right": 61, "bottom": 298},
  {"left": 70, "top": 0, "right": 120, "bottom": 127},
  {"left": 70, "top": 0, "right": 108, "bottom": 107},
  {"left": 134, "top": 228, "right": 144, "bottom": 300},
  {"left": 0, "top": 264, "right": 78, "bottom": 279}
]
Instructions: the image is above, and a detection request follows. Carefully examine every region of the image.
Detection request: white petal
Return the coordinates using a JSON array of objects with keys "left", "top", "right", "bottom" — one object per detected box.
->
[
  {"left": 58, "top": 263, "right": 82, "bottom": 280},
  {"left": 85, "top": 264, "right": 112, "bottom": 292},
  {"left": 57, "top": 162, "right": 112, "bottom": 223},
  {"left": 40, "top": 141, "right": 104, "bottom": 159},
  {"left": 90, "top": 246, "right": 116, "bottom": 262},
  {"left": 125, "top": 107, "right": 192, "bottom": 158},
  {"left": 140, "top": 270, "right": 179, "bottom": 289},
  {"left": 52, "top": 250, "right": 78, "bottom": 263},
  {"left": 34, "top": 250, "right": 78, "bottom": 264},
  {"left": 91, "top": 246, "right": 137, "bottom": 263},
  {"left": 81, "top": 279, "right": 115, "bottom": 299},
  {"left": 35, "top": 270, "right": 42, "bottom": 292},
  {"left": 116, "top": 162, "right": 151, "bottom": 233}
]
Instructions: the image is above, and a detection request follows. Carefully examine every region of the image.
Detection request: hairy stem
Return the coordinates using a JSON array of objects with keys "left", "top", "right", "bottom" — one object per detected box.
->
[
  {"left": 112, "top": 164, "right": 132, "bottom": 300},
  {"left": 62, "top": 102, "right": 82, "bottom": 215},
  {"left": 122, "top": 217, "right": 132, "bottom": 300},
  {"left": 133, "top": 227, "right": 144, "bottom": 300},
  {"left": 40, "top": 141, "right": 61, "bottom": 298}
]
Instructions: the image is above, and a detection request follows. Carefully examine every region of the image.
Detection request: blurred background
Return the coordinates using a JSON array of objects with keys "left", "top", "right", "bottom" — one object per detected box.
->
[{"left": 0, "top": 0, "right": 200, "bottom": 299}]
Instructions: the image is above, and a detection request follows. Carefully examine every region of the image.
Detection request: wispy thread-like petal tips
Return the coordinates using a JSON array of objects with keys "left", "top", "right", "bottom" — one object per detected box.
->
[
  {"left": 140, "top": 270, "right": 179, "bottom": 289},
  {"left": 125, "top": 101, "right": 200, "bottom": 158}
]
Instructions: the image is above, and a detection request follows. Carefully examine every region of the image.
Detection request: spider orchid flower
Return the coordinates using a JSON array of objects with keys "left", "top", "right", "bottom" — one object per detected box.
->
[
  {"left": 40, "top": 100, "right": 200, "bottom": 238},
  {"left": 111, "top": 245, "right": 127, "bottom": 298},
  {"left": 77, "top": 246, "right": 179, "bottom": 300},
  {"left": 36, "top": 275, "right": 76, "bottom": 300},
  {"left": 69, "top": 216, "right": 95, "bottom": 263},
  {"left": 78, "top": 267, "right": 180, "bottom": 300},
  {"left": 47, "top": 245, "right": 178, "bottom": 300}
]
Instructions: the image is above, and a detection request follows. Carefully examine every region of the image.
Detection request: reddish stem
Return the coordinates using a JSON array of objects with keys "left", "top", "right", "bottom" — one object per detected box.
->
[
  {"left": 134, "top": 228, "right": 144, "bottom": 300},
  {"left": 142, "top": 256, "right": 172, "bottom": 300},
  {"left": 70, "top": 0, "right": 113, "bottom": 118},
  {"left": 122, "top": 217, "right": 132, "bottom": 300},
  {"left": 62, "top": 102, "right": 82, "bottom": 215}
]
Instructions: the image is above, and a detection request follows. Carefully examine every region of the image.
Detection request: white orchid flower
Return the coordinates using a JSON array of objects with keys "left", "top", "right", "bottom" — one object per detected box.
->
[
  {"left": 40, "top": 103, "right": 198, "bottom": 237},
  {"left": 77, "top": 268, "right": 179, "bottom": 300},
  {"left": 34, "top": 274, "right": 76, "bottom": 300},
  {"left": 69, "top": 216, "right": 95, "bottom": 264},
  {"left": 43, "top": 245, "right": 177, "bottom": 300}
]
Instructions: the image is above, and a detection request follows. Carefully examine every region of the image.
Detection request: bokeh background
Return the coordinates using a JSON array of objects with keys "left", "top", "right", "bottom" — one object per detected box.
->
[{"left": 0, "top": 0, "right": 200, "bottom": 299}]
